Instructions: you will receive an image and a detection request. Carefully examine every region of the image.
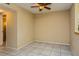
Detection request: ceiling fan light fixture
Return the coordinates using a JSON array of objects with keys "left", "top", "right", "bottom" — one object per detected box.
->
[{"left": 39, "top": 6, "right": 44, "bottom": 9}]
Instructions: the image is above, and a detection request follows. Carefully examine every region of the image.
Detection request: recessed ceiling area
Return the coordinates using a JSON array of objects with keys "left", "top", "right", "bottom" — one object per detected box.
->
[{"left": 17, "top": 3, "right": 72, "bottom": 14}]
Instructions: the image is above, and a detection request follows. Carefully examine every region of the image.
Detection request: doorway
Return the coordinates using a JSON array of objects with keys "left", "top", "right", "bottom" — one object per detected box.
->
[
  {"left": 0, "top": 14, "right": 6, "bottom": 46},
  {"left": 2, "top": 15, "right": 6, "bottom": 46}
]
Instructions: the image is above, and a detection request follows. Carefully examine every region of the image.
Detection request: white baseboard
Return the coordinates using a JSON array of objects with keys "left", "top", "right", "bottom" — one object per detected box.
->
[
  {"left": 5, "top": 42, "right": 17, "bottom": 50},
  {"left": 35, "top": 40, "right": 70, "bottom": 46},
  {"left": 5, "top": 41, "right": 34, "bottom": 50},
  {"left": 5, "top": 46, "right": 17, "bottom": 50},
  {"left": 5, "top": 40, "right": 70, "bottom": 50},
  {"left": 17, "top": 40, "right": 34, "bottom": 50}
]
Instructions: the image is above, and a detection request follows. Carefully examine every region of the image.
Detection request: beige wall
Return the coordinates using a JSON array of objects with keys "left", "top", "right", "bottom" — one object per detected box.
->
[
  {"left": 5, "top": 11, "right": 17, "bottom": 49},
  {"left": 16, "top": 6, "right": 34, "bottom": 48},
  {"left": 8, "top": 4, "right": 34, "bottom": 49},
  {"left": 35, "top": 11, "right": 70, "bottom": 45},
  {"left": 70, "top": 4, "right": 79, "bottom": 56}
]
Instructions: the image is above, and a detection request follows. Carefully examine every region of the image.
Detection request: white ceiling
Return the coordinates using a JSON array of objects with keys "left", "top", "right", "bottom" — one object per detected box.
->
[{"left": 17, "top": 3, "right": 72, "bottom": 14}]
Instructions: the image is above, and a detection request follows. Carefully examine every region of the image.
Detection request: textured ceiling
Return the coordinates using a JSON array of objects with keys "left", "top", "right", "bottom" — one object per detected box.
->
[{"left": 17, "top": 3, "right": 72, "bottom": 14}]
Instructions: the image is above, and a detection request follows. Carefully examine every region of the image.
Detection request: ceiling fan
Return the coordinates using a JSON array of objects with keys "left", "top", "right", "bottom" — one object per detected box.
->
[{"left": 31, "top": 3, "right": 51, "bottom": 11}]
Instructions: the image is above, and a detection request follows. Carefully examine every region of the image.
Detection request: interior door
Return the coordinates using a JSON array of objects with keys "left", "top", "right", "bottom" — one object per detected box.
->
[{"left": 0, "top": 14, "right": 3, "bottom": 45}]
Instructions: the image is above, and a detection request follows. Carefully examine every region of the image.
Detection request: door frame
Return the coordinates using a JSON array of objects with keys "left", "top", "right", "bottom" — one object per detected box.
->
[{"left": 0, "top": 13, "right": 3, "bottom": 46}]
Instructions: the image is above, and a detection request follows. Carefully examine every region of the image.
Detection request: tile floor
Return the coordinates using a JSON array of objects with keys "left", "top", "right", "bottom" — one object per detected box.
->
[{"left": 0, "top": 42, "right": 72, "bottom": 56}]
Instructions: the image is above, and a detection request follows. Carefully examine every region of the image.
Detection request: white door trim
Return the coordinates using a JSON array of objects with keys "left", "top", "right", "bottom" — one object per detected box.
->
[{"left": 0, "top": 14, "right": 3, "bottom": 45}]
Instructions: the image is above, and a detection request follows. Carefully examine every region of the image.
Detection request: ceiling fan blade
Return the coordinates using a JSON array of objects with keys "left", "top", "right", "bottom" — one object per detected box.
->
[
  {"left": 31, "top": 3, "right": 51, "bottom": 11},
  {"left": 44, "top": 7, "right": 51, "bottom": 10},
  {"left": 45, "top": 3, "right": 51, "bottom": 5},
  {"left": 42, "top": 3, "right": 51, "bottom": 6},
  {"left": 31, "top": 6, "right": 39, "bottom": 8},
  {"left": 37, "top": 3, "right": 51, "bottom": 6},
  {"left": 37, "top": 3, "right": 43, "bottom": 6}
]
